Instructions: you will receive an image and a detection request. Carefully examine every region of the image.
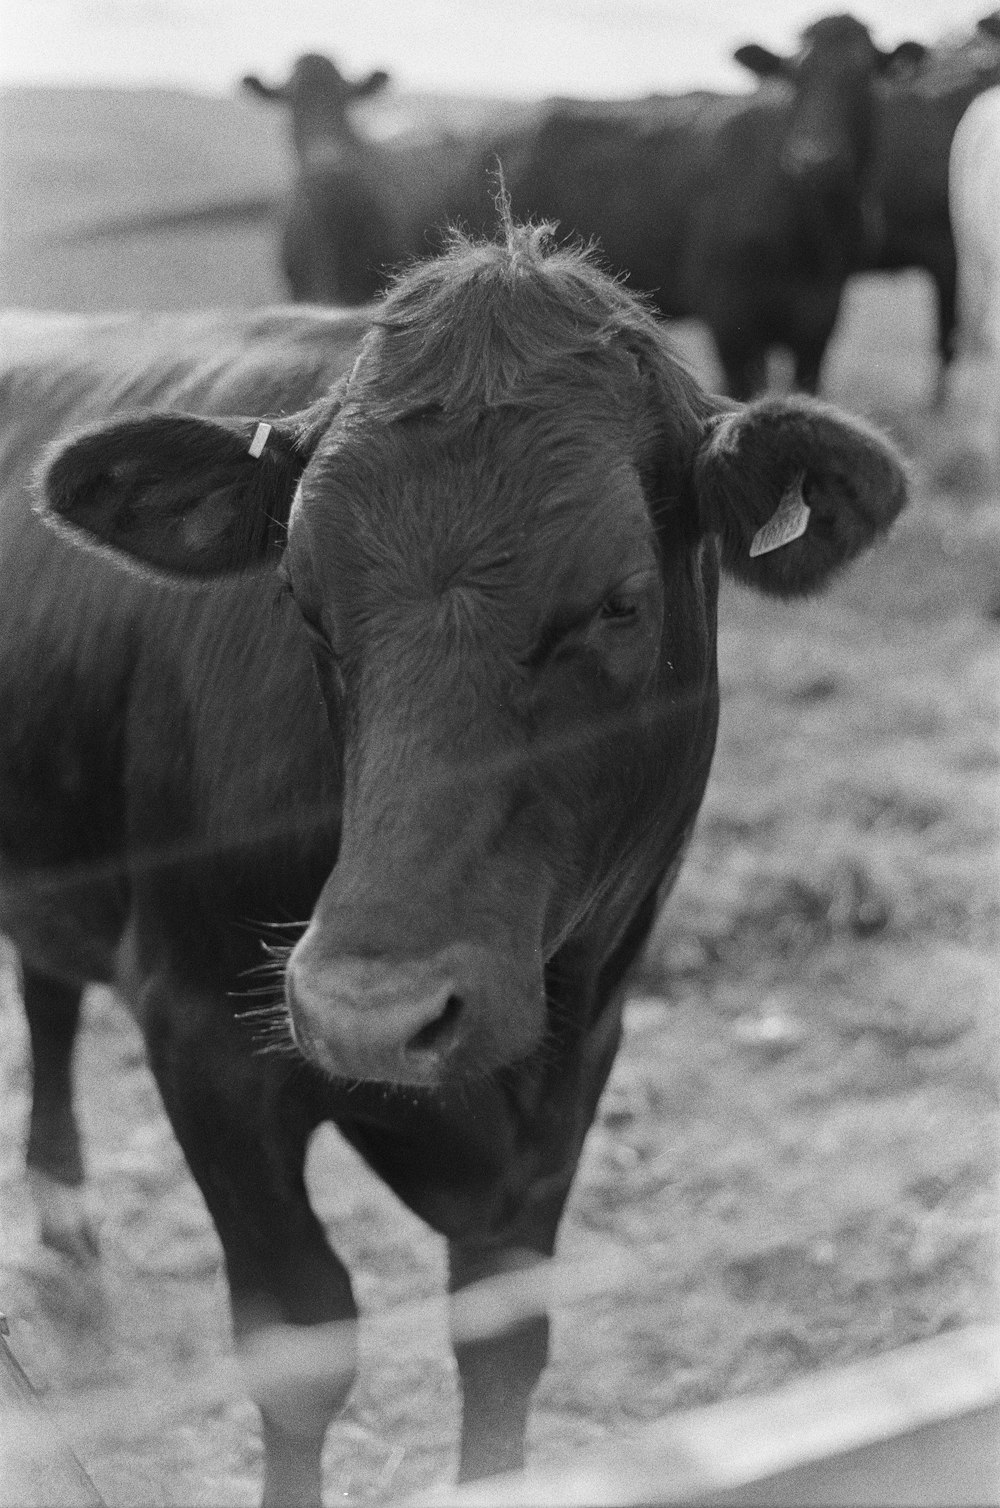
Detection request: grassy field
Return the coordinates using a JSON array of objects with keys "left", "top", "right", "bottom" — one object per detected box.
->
[{"left": 0, "top": 86, "right": 997, "bottom": 1506}]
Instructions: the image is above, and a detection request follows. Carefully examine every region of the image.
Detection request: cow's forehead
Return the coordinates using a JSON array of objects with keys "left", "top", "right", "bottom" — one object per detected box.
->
[
  {"left": 287, "top": 411, "right": 659, "bottom": 645},
  {"left": 298, "top": 402, "right": 649, "bottom": 554}
]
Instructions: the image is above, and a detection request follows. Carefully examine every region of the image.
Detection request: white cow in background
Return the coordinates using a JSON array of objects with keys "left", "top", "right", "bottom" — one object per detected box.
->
[{"left": 949, "top": 84, "right": 1000, "bottom": 482}]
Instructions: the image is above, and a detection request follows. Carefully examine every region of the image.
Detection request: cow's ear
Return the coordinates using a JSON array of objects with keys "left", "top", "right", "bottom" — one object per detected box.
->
[
  {"left": 351, "top": 69, "right": 390, "bottom": 101},
  {"left": 733, "top": 43, "right": 790, "bottom": 80},
  {"left": 693, "top": 397, "right": 908, "bottom": 597},
  {"left": 40, "top": 411, "right": 312, "bottom": 578},
  {"left": 978, "top": 14, "right": 1000, "bottom": 43},
  {"left": 877, "top": 40, "right": 927, "bottom": 77},
  {"left": 241, "top": 74, "right": 289, "bottom": 104}
]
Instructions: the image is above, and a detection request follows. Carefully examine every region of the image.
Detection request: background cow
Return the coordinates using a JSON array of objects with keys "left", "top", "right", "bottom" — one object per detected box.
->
[
  {"left": 868, "top": 12, "right": 1000, "bottom": 402},
  {"left": 241, "top": 17, "right": 925, "bottom": 399},
  {"left": 460, "top": 15, "right": 925, "bottom": 397},
  {"left": 242, "top": 51, "right": 493, "bottom": 303},
  {"left": 0, "top": 225, "right": 907, "bottom": 1505},
  {"left": 949, "top": 81, "right": 1000, "bottom": 477}
]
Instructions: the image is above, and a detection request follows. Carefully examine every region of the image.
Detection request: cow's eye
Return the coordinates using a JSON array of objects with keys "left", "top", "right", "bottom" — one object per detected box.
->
[
  {"left": 585, "top": 574, "right": 661, "bottom": 683},
  {"left": 295, "top": 603, "right": 341, "bottom": 662},
  {"left": 598, "top": 589, "right": 642, "bottom": 624},
  {"left": 306, "top": 619, "right": 340, "bottom": 661}
]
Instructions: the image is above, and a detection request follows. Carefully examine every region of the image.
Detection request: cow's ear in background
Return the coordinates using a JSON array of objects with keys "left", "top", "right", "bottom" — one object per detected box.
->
[
  {"left": 351, "top": 69, "right": 391, "bottom": 101},
  {"left": 876, "top": 40, "right": 927, "bottom": 78},
  {"left": 693, "top": 397, "right": 908, "bottom": 597},
  {"left": 733, "top": 43, "right": 791, "bottom": 80},
  {"left": 40, "top": 411, "right": 317, "bottom": 578},
  {"left": 241, "top": 74, "right": 289, "bottom": 104}
]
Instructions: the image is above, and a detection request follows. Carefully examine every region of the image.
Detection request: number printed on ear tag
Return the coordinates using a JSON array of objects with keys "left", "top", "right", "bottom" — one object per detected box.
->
[{"left": 749, "top": 475, "right": 810, "bottom": 557}]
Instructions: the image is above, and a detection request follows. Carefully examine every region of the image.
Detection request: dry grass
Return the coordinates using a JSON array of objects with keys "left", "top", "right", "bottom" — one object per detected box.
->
[{"left": 0, "top": 85, "right": 997, "bottom": 1506}]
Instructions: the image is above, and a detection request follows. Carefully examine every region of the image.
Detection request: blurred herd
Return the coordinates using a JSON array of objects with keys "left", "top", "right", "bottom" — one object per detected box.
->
[{"left": 226, "top": 11, "right": 1000, "bottom": 406}]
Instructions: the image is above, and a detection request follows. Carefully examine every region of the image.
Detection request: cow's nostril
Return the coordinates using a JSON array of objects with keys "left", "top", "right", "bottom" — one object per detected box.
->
[{"left": 406, "top": 992, "right": 463, "bottom": 1056}]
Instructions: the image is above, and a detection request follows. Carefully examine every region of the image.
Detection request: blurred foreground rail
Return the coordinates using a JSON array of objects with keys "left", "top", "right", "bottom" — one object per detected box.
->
[
  {"left": 0, "top": 1248, "right": 650, "bottom": 1459},
  {"left": 0, "top": 1315, "right": 104, "bottom": 1507},
  {"left": 415, "top": 1324, "right": 1000, "bottom": 1506},
  {"left": 2, "top": 1244, "right": 997, "bottom": 1505}
]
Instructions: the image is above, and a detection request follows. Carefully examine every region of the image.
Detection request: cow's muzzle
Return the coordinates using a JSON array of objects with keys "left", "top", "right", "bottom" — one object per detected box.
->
[
  {"left": 285, "top": 938, "right": 542, "bottom": 1086},
  {"left": 781, "top": 135, "right": 853, "bottom": 188}
]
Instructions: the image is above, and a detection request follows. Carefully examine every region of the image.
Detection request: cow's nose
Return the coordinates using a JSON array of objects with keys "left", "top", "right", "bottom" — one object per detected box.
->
[{"left": 285, "top": 947, "right": 481, "bottom": 1085}]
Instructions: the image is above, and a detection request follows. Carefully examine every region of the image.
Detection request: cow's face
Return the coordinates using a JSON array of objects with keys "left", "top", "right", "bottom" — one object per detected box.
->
[
  {"left": 279, "top": 368, "right": 697, "bottom": 1085},
  {"left": 242, "top": 52, "right": 391, "bottom": 168},
  {"left": 41, "top": 227, "right": 908, "bottom": 1089},
  {"left": 736, "top": 17, "right": 926, "bottom": 189}
]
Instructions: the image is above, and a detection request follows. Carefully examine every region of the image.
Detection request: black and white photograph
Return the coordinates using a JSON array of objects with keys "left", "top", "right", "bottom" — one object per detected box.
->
[{"left": 0, "top": 2, "right": 997, "bottom": 1503}]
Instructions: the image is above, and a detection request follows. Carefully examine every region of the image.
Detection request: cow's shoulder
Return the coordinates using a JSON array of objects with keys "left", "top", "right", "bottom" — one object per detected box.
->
[{"left": 0, "top": 306, "right": 370, "bottom": 472}]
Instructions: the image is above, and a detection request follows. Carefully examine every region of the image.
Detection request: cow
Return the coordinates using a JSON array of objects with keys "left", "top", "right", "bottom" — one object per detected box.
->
[
  {"left": 0, "top": 222, "right": 908, "bottom": 1505},
  {"left": 951, "top": 82, "right": 1000, "bottom": 352},
  {"left": 868, "top": 12, "right": 1000, "bottom": 402},
  {"left": 949, "top": 83, "right": 1000, "bottom": 475},
  {"left": 242, "top": 51, "right": 491, "bottom": 304},
  {"left": 461, "top": 15, "right": 926, "bottom": 398},
  {"left": 242, "top": 52, "right": 395, "bottom": 303},
  {"left": 243, "top": 20, "right": 923, "bottom": 398}
]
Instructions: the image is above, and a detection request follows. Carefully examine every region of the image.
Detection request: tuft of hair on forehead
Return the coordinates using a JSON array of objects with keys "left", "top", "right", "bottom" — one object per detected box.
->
[{"left": 347, "top": 216, "right": 674, "bottom": 422}]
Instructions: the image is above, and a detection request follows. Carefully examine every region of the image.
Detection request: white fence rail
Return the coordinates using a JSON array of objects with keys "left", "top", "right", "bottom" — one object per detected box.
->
[{"left": 2, "top": 1241, "right": 998, "bottom": 1507}]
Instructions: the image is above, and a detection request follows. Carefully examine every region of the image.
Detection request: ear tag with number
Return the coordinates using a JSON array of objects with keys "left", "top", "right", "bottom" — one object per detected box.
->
[{"left": 749, "top": 475, "right": 810, "bottom": 557}]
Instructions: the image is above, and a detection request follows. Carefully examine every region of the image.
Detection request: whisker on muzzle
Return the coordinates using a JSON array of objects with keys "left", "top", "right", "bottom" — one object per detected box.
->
[{"left": 231, "top": 995, "right": 299, "bottom": 1059}]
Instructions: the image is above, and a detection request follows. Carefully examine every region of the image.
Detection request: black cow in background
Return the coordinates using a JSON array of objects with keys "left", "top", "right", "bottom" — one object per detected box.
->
[
  {"left": 243, "top": 52, "right": 493, "bottom": 304},
  {"left": 481, "top": 15, "right": 925, "bottom": 397},
  {"left": 867, "top": 12, "right": 1000, "bottom": 402},
  {"left": 1, "top": 223, "right": 908, "bottom": 1505},
  {"left": 242, "top": 17, "right": 924, "bottom": 398},
  {"left": 243, "top": 53, "right": 392, "bottom": 162},
  {"left": 242, "top": 53, "right": 393, "bottom": 302}
]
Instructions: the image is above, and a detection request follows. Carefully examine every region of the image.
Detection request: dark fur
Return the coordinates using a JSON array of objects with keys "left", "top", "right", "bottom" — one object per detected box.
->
[
  {"left": 242, "top": 52, "right": 487, "bottom": 305},
  {"left": 244, "top": 23, "right": 932, "bottom": 400},
  {"left": 465, "top": 16, "right": 925, "bottom": 399},
  {"left": 1, "top": 228, "right": 907, "bottom": 1506}
]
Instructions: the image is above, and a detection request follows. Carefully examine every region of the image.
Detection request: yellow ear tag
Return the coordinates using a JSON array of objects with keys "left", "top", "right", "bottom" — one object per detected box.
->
[{"left": 749, "top": 475, "right": 810, "bottom": 557}]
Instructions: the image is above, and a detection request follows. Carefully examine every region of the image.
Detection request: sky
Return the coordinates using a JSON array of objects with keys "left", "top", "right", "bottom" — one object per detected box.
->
[{"left": 1, "top": 0, "right": 989, "bottom": 98}]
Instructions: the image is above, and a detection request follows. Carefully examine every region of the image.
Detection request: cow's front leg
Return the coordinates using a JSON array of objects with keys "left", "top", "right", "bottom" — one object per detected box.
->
[
  {"left": 448, "top": 1189, "right": 568, "bottom": 1483},
  {"left": 140, "top": 989, "right": 356, "bottom": 1508},
  {"left": 22, "top": 967, "right": 99, "bottom": 1262},
  {"left": 445, "top": 976, "right": 633, "bottom": 1481}
]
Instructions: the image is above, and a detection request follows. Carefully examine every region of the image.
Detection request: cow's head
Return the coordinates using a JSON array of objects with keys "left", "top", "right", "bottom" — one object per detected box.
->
[
  {"left": 242, "top": 52, "right": 390, "bottom": 168},
  {"left": 736, "top": 15, "right": 926, "bottom": 187},
  {"left": 39, "top": 225, "right": 907, "bottom": 1089}
]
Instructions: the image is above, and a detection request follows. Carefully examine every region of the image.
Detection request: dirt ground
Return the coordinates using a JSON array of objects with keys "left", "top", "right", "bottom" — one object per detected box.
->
[{"left": 0, "top": 86, "right": 998, "bottom": 1507}]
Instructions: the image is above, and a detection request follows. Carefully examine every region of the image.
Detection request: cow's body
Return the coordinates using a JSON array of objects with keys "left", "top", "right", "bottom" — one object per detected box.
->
[
  {"left": 948, "top": 83, "right": 1000, "bottom": 476},
  {"left": 867, "top": 13, "right": 1000, "bottom": 399},
  {"left": 0, "top": 229, "right": 907, "bottom": 1505},
  {"left": 480, "top": 83, "right": 861, "bottom": 398},
  {"left": 950, "top": 83, "right": 1000, "bottom": 355},
  {"left": 458, "top": 15, "right": 926, "bottom": 397},
  {"left": 274, "top": 128, "right": 491, "bottom": 305},
  {"left": 0, "top": 305, "right": 367, "bottom": 976}
]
